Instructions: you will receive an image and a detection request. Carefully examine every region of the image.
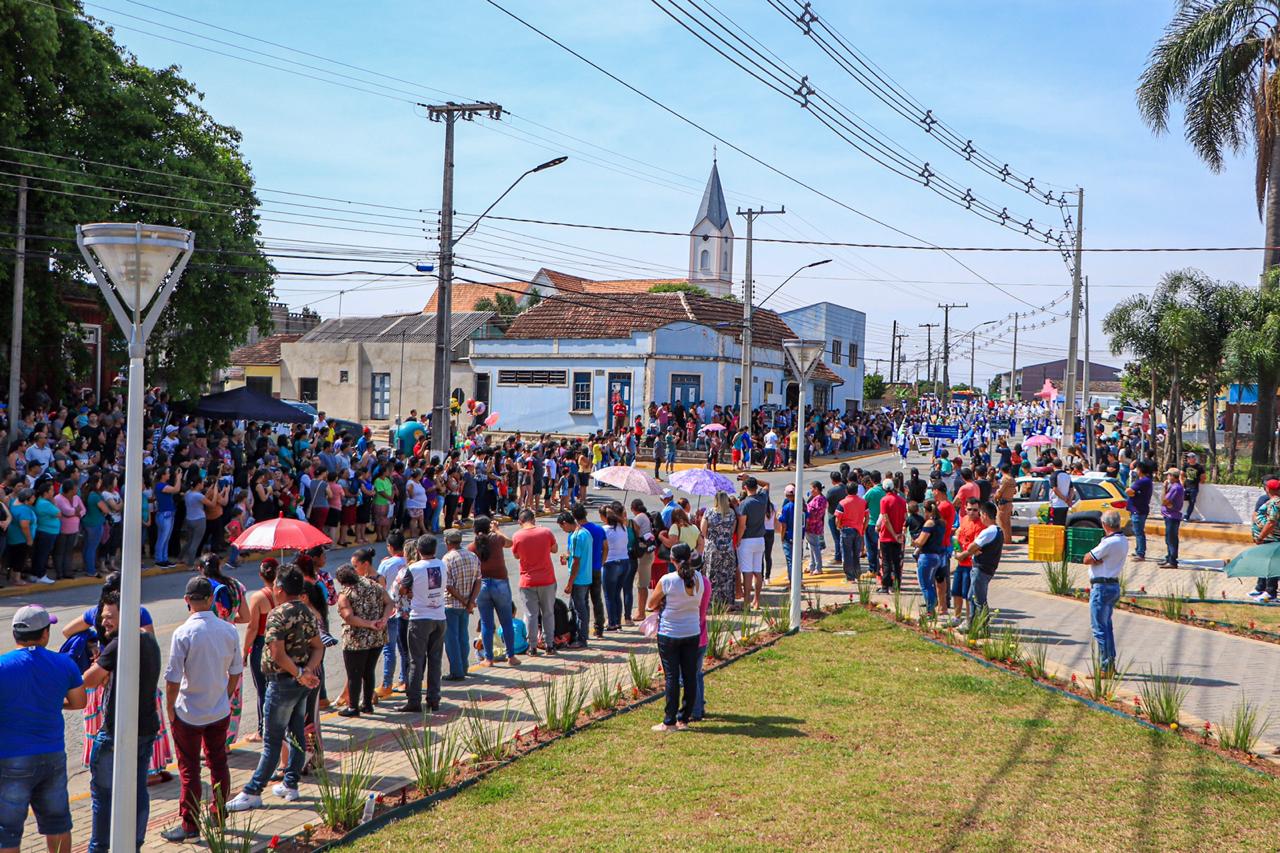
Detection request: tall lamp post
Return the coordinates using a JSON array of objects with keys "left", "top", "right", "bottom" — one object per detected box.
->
[
  {"left": 431, "top": 155, "right": 566, "bottom": 457},
  {"left": 783, "top": 338, "right": 825, "bottom": 633},
  {"left": 77, "top": 222, "right": 193, "bottom": 853}
]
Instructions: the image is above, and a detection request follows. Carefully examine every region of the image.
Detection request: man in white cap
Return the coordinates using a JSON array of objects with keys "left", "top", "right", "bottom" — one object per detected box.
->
[
  {"left": 659, "top": 488, "right": 677, "bottom": 529},
  {"left": 0, "top": 604, "right": 86, "bottom": 853}
]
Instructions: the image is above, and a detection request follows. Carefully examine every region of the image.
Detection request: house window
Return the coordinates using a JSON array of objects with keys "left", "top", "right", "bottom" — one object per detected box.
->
[
  {"left": 572, "top": 371, "right": 592, "bottom": 412},
  {"left": 339, "top": 369, "right": 349, "bottom": 383},
  {"left": 475, "top": 373, "right": 490, "bottom": 408},
  {"left": 299, "top": 378, "right": 318, "bottom": 403},
  {"left": 245, "top": 376, "right": 272, "bottom": 396},
  {"left": 370, "top": 372, "right": 390, "bottom": 420},
  {"left": 848, "top": 343, "right": 858, "bottom": 367},
  {"left": 699, "top": 248, "right": 710, "bottom": 272},
  {"left": 830, "top": 339, "right": 842, "bottom": 366},
  {"left": 763, "top": 380, "right": 774, "bottom": 399},
  {"left": 497, "top": 369, "right": 568, "bottom": 386}
]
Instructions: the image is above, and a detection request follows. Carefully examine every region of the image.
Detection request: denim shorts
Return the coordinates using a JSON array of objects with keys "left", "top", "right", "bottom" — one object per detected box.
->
[{"left": 0, "top": 751, "right": 72, "bottom": 846}]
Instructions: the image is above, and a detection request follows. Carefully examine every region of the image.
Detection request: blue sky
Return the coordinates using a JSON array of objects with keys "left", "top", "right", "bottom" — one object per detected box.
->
[{"left": 89, "top": 0, "right": 1267, "bottom": 386}]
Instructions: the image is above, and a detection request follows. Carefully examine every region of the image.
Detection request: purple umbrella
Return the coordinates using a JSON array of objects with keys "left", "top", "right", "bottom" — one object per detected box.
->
[{"left": 670, "top": 468, "right": 736, "bottom": 497}]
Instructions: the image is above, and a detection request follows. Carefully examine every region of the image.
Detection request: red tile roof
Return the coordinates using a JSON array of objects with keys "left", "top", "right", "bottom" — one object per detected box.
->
[
  {"left": 423, "top": 281, "right": 529, "bottom": 313},
  {"left": 228, "top": 333, "right": 301, "bottom": 366}
]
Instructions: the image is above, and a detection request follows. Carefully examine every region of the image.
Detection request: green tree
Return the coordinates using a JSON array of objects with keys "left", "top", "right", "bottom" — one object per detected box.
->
[
  {"left": 473, "top": 293, "right": 522, "bottom": 325},
  {"left": 863, "top": 372, "right": 886, "bottom": 400},
  {"left": 0, "top": 0, "right": 272, "bottom": 398},
  {"left": 649, "top": 282, "right": 709, "bottom": 297},
  {"left": 1138, "top": 0, "right": 1280, "bottom": 465},
  {"left": 1225, "top": 269, "right": 1280, "bottom": 473}
]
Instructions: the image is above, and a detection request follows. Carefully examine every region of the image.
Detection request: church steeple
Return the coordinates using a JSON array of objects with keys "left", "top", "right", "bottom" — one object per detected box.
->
[{"left": 689, "top": 160, "right": 734, "bottom": 296}]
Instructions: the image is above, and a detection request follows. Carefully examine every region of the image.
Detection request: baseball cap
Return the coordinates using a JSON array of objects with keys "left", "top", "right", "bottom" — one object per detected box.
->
[
  {"left": 1266, "top": 478, "right": 1280, "bottom": 491},
  {"left": 1165, "top": 467, "right": 1181, "bottom": 476},
  {"left": 784, "top": 484, "right": 795, "bottom": 495},
  {"left": 12, "top": 604, "right": 57, "bottom": 632},
  {"left": 661, "top": 488, "right": 674, "bottom": 499},
  {"left": 185, "top": 576, "right": 213, "bottom": 599}
]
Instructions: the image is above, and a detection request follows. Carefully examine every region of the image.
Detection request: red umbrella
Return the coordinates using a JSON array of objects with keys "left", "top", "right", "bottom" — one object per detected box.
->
[{"left": 232, "top": 516, "right": 332, "bottom": 552}]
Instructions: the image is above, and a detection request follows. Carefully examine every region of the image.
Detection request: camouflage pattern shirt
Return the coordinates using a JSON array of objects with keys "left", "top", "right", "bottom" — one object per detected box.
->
[{"left": 261, "top": 599, "right": 319, "bottom": 676}]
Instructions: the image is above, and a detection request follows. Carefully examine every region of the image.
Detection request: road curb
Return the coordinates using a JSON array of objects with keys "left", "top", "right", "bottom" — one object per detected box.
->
[{"left": 0, "top": 562, "right": 193, "bottom": 599}]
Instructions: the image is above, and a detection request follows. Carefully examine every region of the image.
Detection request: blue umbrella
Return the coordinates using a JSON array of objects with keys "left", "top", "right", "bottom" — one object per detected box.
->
[
  {"left": 669, "top": 468, "right": 736, "bottom": 497},
  {"left": 1224, "top": 542, "right": 1280, "bottom": 579}
]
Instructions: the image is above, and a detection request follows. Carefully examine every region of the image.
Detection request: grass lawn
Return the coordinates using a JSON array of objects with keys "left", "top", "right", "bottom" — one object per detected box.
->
[
  {"left": 1178, "top": 599, "right": 1280, "bottom": 632},
  {"left": 344, "top": 607, "right": 1277, "bottom": 852}
]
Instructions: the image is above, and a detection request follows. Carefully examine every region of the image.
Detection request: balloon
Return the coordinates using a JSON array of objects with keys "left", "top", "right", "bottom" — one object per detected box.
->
[
  {"left": 465, "top": 398, "right": 477, "bottom": 414},
  {"left": 485, "top": 412, "right": 500, "bottom": 427},
  {"left": 474, "top": 401, "right": 486, "bottom": 415}
]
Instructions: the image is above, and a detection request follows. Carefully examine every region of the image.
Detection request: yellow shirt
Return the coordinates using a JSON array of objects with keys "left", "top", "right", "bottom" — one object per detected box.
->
[{"left": 789, "top": 431, "right": 799, "bottom": 451}]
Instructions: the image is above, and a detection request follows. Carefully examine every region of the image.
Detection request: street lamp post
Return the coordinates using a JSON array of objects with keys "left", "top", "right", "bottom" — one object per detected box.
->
[
  {"left": 969, "top": 320, "right": 999, "bottom": 391},
  {"left": 783, "top": 338, "right": 825, "bottom": 633},
  {"left": 77, "top": 222, "right": 193, "bottom": 853},
  {"left": 431, "top": 155, "right": 565, "bottom": 457}
]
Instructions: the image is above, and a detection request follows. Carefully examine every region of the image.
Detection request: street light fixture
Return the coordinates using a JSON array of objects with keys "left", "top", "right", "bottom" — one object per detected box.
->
[
  {"left": 969, "top": 319, "right": 999, "bottom": 392},
  {"left": 756, "top": 259, "right": 832, "bottom": 311},
  {"left": 782, "top": 338, "right": 825, "bottom": 633},
  {"left": 431, "top": 156, "right": 567, "bottom": 456},
  {"left": 77, "top": 222, "right": 193, "bottom": 853}
]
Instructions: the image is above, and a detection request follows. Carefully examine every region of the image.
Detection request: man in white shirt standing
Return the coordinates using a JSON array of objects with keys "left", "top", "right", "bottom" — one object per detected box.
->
[
  {"left": 377, "top": 531, "right": 409, "bottom": 698},
  {"left": 1082, "top": 510, "right": 1128, "bottom": 675},
  {"left": 162, "top": 577, "right": 243, "bottom": 842},
  {"left": 396, "top": 534, "right": 447, "bottom": 714},
  {"left": 1048, "top": 459, "right": 1074, "bottom": 526},
  {"left": 762, "top": 428, "right": 779, "bottom": 472}
]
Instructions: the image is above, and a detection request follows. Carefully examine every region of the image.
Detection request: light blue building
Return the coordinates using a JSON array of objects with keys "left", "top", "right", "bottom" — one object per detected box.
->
[{"left": 779, "top": 302, "right": 867, "bottom": 413}]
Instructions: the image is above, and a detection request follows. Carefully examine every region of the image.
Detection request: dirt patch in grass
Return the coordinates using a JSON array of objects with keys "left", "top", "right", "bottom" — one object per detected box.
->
[{"left": 343, "top": 606, "right": 1277, "bottom": 852}]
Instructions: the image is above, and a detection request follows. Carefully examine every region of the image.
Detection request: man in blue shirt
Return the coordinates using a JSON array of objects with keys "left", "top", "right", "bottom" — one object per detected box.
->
[
  {"left": 559, "top": 511, "right": 595, "bottom": 649},
  {"left": 777, "top": 484, "right": 796, "bottom": 578},
  {"left": 0, "top": 605, "right": 87, "bottom": 853},
  {"left": 577, "top": 504, "right": 607, "bottom": 640},
  {"left": 1124, "top": 460, "right": 1154, "bottom": 561}
]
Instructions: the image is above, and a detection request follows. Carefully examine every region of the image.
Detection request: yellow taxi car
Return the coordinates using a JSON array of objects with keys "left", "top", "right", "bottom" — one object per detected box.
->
[{"left": 1010, "top": 474, "right": 1132, "bottom": 531}]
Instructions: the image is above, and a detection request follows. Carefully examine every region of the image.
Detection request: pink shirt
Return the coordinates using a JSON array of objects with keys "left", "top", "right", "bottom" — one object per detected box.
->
[
  {"left": 54, "top": 493, "right": 85, "bottom": 534},
  {"left": 698, "top": 573, "right": 712, "bottom": 647}
]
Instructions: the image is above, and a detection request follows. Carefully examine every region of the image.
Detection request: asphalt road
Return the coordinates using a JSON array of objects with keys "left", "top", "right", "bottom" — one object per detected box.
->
[{"left": 0, "top": 450, "right": 887, "bottom": 789}]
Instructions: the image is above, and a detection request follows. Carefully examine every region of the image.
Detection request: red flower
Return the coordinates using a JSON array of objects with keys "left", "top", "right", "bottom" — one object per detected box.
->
[
  {"left": 1130, "top": 598, "right": 1137, "bottom": 604},
  {"left": 1134, "top": 695, "right": 1141, "bottom": 705},
  {"left": 1071, "top": 673, "right": 1077, "bottom": 684},
  {"left": 1140, "top": 586, "right": 1147, "bottom": 593},
  {"left": 1189, "top": 609, "right": 1196, "bottom": 617},
  {"left": 1250, "top": 620, "right": 1257, "bottom": 631},
  {"left": 1204, "top": 721, "right": 1212, "bottom": 732},
  {"left": 268, "top": 836, "right": 280, "bottom": 850}
]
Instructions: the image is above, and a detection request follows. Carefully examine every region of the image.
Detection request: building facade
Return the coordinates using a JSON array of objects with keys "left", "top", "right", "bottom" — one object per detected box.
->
[{"left": 779, "top": 302, "right": 866, "bottom": 412}]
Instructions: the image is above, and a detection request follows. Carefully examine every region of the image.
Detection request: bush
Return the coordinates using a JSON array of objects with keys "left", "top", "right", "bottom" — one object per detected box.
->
[
  {"left": 461, "top": 693, "right": 518, "bottom": 762},
  {"left": 856, "top": 576, "right": 874, "bottom": 606},
  {"left": 1217, "top": 697, "right": 1272, "bottom": 754},
  {"left": 1043, "top": 558, "right": 1074, "bottom": 596},
  {"left": 1157, "top": 592, "right": 1188, "bottom": 621},
  {"left": 1023, "top": 641, "right": 1050, "bottom": 680},
  {"left": 983, "top": 623, "right": 1022, "bottom": 664},
  {"left": 627, "top": 652, "right": 656, "bottom": 694},
  {"left": 519, "top": 674, "right": 588, "bottom": 736},
  {"left": 1084, "top": 645, "right": 1123, "bottom": 702},
  {"left": 396, "top": 718, "right": 462, "bottom": 795},
  {"left": 589, "top": 665, "right": 625, "bottom": 714},
  {"left": 314, "top": 736, "right": 379, "bottom": 831},
  {"left": 1138, "top": 664, "right": 1189, "bottom": 726}
]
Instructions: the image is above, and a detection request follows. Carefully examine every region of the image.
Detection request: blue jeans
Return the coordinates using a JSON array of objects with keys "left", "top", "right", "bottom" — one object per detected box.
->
[
  {"left": 782, "top": 537, "right": 793, "bottom": 575},
  {"left": 444, "top": 607, "right": 470, "bottom": 678},
  {"left": 839, "top": 528, "right": 863, "bottom": 580},
  {"left": 865, "top": 528, "right": 880, "bottom": 577},
  {"left": 1131, "top": 513, "right": 1147, "bottom": 558},
  {"left": 382, "top": 615, "right": 408, "bottom": 687},
  {"left": 82, "top": 522, "right": 104, "bottom": 575},
  {"left": 621, "top": 559, "right": 639, "bottom": 617},
  {"left": 916, "top": 553, "right": 941, "bottom": 613},
  {"left": 571, "top": 583, "right": 591, "bottom": 645},
  {"left": 244, "top": 675, "right": 310, "bottom": 794},
  {"left": 1090, "top": 581, "right": 1122, "bottom": 669},
  {"left": 89, "top": 730, "right": 156, "bottom": 853},
  {"left": 969, "top": 569, "right": 993, "bottom": 619},
  {"left": 603, "top": 559, "right": 628, "bottom": 627},
  {"left": 477, "top": 578, "right": 518, "bottom": 661},
  {"left": 0, "top": 751, "right": 71, "bottom": 847},
  {"left": 1164, "top": 518, "right": 1180, "bottom": 564},
  {"left": 154, "top": 510, "right": 175, "bottom": 564},
  {"left": 828, "top": 515, "right": 843, "bottom": 562}
]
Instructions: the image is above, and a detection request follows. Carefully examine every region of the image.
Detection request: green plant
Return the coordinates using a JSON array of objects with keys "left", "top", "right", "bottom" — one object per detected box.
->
[
  {"left": 983, "top": 623, "right": 1022, "bottom": 663},
  {"left": 589, "top": 665, "right": 625, "bottom": 714},
  {"left": 1157, "top": 591, "right": 1188, "bottom": 621},
  {"left": 314, "top": 736, "right": 380, "bottom": 831},
  {"left": 1043, "top": 557, "right": 1074, "bottom": 596},
  {"left": 965, "top": 606, "right": 992, "bottom": 643},
  {"left": 707, "top": 601, "right": 731, "bottom": 660},
  {"left": 627, "top": 652, "right": 656, "bottom": 694},
  {"left": 395, "top": 718, "right": 462, "bottom": 795},
  {"left": 1191, "top": 571, "right": 1211, "bottom": 601},
  {"left": 1084, "top": 645, "right": 1124, "bottom": 702},
  {"left": 891, "top": 584, "right": 908, "bottom": 621},
  {"left": 1138, "top": 664, "right": 1190, "bottom": 727},
  {"left": 191, "top": 788, "right": 257, "bottom": 853},
  {"left": 519, "top": 674, "right": 588, "bottom": 737},
  {"left": 1217, "top": 697, "right": 1273, "bottom": 754},
  {"left": 1118, "top": 571, "right": 1130, "bottom": 598},
  {"left": 1023, "top": 641, "right": 1050, "bottom": 680},
  {"left": 856, "top": 575, "right": 874, "bottom": 606},
  {"left": 461, "top": 693, "right": 518, "bottom": 763}
]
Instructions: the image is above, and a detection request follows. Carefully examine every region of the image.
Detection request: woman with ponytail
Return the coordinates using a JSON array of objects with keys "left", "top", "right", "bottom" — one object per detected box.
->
[{"left": 645, "top": 542, "right": 704, "bottom": 732}]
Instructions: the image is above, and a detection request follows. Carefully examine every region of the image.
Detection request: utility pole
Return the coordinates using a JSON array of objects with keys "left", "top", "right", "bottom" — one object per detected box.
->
[
  {"left": 1008, "top": 312, "right": 1019, "bottom": 402},
  {"left": 970, "top": 332, "right": 978, "bottom": 392},
  {"left": 7, "top": 176, "right": 27, "bottom": 415},
  {"left": 893, "top": 332, "right": 908, "bottom": 386},
  {"left": 938, "top": 302, "right": 967, "bottom": 402},
  {"left": 1062, "top": 188, "right": 1085, "bottom": 449},
  {"left": 889, "top": 320, "right": 898, "bottom": 383},
  {"left": 426, "top": 101, "right": 502, "bottom": 458},
  {"left": 736, "top": 206, "right": 784, "bottom": 419},
  {"left": 918, "top": 322, "right": 937, "bottom": 393}
]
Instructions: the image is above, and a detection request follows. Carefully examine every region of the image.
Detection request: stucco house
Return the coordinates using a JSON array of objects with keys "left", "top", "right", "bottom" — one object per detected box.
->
[
  {"left": 778, "top": 302, "right": 866, "bottom": 412},
  {"left": 222, "top": 333, "right": 301, "bottom": 398},
  {"left": 278, "top": 311, "right": 498, "bottom": 425}
]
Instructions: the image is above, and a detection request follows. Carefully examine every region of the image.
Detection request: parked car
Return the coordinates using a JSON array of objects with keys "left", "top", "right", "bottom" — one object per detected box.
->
[
  {"left": 1104, "top": 404, "right": 1144, "bottom": 423},
  {"left": 327, "top": 418, "right": 365, "bottom": 442},
  {"left": 282, "top": 399, "right": 318, "bottom": 419},
  {"left": 1010, "top": 474, "right": 1131, "bottom": 531}
]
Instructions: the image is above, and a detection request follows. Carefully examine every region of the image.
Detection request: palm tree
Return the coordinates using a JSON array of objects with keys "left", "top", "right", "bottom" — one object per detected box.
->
[
  {"left": 1138, "top": 1, "right": 1280, "bottom": 465},
  {"left": 1226, "top": 270, "right": 1280, "bottom": 469},
  {"left": 1104, "top": 291, "right": 1164, "bottom": 455}
]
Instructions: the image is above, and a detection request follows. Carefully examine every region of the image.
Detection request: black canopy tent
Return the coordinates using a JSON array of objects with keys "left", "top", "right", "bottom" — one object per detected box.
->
[{"left": 185, "top": 386, "right": 313, "bottom": 424}]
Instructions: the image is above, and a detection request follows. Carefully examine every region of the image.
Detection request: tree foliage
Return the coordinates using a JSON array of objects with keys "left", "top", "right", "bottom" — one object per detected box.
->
[
  {"left": 0, "top": 0, "right": 273, "bottom": 398},
  {"left": 649, "top": 282, "right": 709, "bottom": 297},
  {"left": 863, "top": 372, "right": 886, "bottom": 400}
]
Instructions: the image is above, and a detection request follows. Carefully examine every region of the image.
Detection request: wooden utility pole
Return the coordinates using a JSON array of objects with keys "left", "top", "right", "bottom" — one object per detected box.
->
[
  {"left": 737, "top": 206, "right": 784, "bottom": 419},
  {"left": 938, "top": 302, "right": 967, "bottom": 401},
  {"left": 1009, "top": 313, "right": 1019, "bottom": 401},
  {"left": 918, "top": 322, "right": 937, "bottom": 393},
  {"left": 889, "top": 320, "right": 898, "bottom": 383},
  {"left": 426, "top": 101, "right": 502, "bottom": 456},
  {"left": 7, "top": 176, "right": 27, "bottom": 415},
  {"left": 1062, "top": 188, "right": 1085, "bottom": 448}
]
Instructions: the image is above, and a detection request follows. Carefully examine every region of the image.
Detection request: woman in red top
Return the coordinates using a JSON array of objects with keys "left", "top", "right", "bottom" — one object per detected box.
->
[{"left": 241, "top": 558, "right": 279, "bottom": 742}]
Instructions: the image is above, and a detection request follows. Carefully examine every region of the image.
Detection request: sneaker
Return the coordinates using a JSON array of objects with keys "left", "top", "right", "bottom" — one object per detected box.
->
[
  {"left": 272, "top": 783, "right": 300, "bottom": 802},
  {"left": 1262, "top": 593, "right": 1276, "bottom": 603},
  {"left": 1248, "top": 590, "right": 1265, "bottom": 599},
  {"left": 160, "top": 826, "right": 199, "bottom": 843},
  {"left": 225, "top": 792, "right": 262, "bottom": 812},
  {"left": 954, "top": 620, "right": 970, "bottom": 632},
  {"left": 35, "top": 575, "right": 55, "bottom": 585}
]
